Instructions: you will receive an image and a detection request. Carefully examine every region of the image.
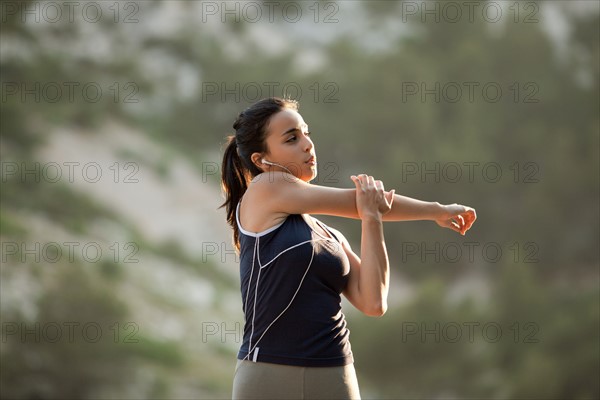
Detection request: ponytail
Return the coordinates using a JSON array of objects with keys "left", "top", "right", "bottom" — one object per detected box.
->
[{"left": 220, "top": 135, "right": 249, "bottom": 252}]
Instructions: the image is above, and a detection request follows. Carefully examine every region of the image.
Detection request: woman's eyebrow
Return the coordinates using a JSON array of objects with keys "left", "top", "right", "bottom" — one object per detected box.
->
[{"left": 281, "top": 125, "right": 308, "bottom": 135}]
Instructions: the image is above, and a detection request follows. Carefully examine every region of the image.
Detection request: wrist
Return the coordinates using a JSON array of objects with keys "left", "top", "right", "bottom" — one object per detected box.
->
[
  {"left": 430, "top": 202, "right": 446, "bottom": 220},
  {"left": 361, "top": 212, "right": 383, "bottom": 223}
]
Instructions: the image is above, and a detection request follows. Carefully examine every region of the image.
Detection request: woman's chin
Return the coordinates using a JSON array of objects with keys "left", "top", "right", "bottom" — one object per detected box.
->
[{"left": 303, "top": 170, "right": 317, "bottom": 183}]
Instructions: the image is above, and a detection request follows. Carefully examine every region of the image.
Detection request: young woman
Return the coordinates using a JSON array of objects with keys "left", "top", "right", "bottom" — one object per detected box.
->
[{"left": 220, "top": 97, "right": 476, "bottom": 399}]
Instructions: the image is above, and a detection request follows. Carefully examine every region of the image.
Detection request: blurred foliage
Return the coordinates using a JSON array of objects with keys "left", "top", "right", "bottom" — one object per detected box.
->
[
  {"left": 2, "top": 260, "right": 132, "bottom": 399},
  {"left": 350, "top": 263, "right": 599, "bottom": 399},
  {"left": 0, "top": 174, "right": 117, "bottom": 234},
  {"left": 1, "top": 0, "right": 598, "bottom": 399}
]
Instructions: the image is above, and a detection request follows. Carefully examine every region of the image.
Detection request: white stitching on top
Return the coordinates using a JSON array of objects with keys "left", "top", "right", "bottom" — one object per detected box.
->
[{"left": 238, "top": 201, "right": 340, "bottom": 363}]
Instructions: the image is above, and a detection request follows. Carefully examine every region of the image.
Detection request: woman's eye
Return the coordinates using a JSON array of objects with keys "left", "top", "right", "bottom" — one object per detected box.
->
[{"left": 286, "top": 131, "right": 311, "bottom": 142}]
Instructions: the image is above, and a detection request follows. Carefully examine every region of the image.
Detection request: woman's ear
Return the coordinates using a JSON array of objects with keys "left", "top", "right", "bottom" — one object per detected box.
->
[{"left": 251, "top": 152, "right": 264, "bottom": 170}]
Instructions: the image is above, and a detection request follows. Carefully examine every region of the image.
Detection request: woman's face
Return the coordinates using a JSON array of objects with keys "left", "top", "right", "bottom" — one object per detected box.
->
[{"left": 255, "top": 108, "right": 317, "bottom": 183}]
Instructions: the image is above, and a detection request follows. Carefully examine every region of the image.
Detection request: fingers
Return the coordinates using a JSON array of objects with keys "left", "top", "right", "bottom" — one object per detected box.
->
[
  {"left": 350, "top": 175, "right": 362, "bottom": 191},
  {"left": 351, "top": 174, "right": 394, "bottom": 216},
  {"left": 350, "top": 174, "right": 368, "bottom": 191},
  {"left": 463, "top": 212, "right": 475, "bottom": 232},
  {"left": 442, "top": 213, "right": 472, "bottom": 236},
  {"left": 466, "top": 208, "right": 477, "bottom": 226},
  {"left": 437, "top": 204, "right": 477, "bottom": 236},
  {"left": 460, "top": 207, "right": 477, "bottom": 234},
  {"left": 386, "top": 189, "right": 395, "bottom": 207},
  {"left": 457, "top": 215, "right": 466, "bottom": 235},
  {"left": 446, "top": 205, "right": 477, "bottom": 235},
  {"left": 351, "top": 174, "right": 379, "bottom": 190},
  {"left": 441, "top": 218, "right": 462, "bottom": 234},
  {"left": 351, "top": 175, "right": 369, "bottom": 193},
  {"left": 366, "top": 175, "right": 378, "bottom": 192},
  {"left": 451, "top": 222, "right": 462, "bottom": 234},
  {"left": 352, "top": 175, "right": 387, "bottom": 196}
]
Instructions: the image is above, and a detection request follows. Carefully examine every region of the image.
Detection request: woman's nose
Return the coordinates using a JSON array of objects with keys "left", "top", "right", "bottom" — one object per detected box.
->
[{"left": 303, "top": 135, "right": 314, "bottom": 152}]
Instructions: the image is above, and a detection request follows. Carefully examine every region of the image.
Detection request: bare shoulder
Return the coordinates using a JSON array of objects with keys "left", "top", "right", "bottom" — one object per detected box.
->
[
  {"left": 249, "top": 171, "right": 301, "bottom": 191},
  {"left": 239, "top": 173, "right": 291, "bottom": 233},
  {"left": 250, "top": 171, "right": 358, "bottom": 219},
  {"left": 248, "top": 170, "right": 307, "bottom": 210}
]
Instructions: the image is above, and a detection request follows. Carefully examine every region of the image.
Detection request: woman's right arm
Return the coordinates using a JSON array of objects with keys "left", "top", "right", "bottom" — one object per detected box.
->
[
  {"left": 251, "top": 171, "right": 361, "bottom": 218},
  {"left": 251, "top": 171, "right": 476, "bottom": 235}
]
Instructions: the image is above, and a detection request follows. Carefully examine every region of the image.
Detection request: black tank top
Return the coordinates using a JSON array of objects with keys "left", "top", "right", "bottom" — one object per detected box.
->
[{"left": 236, "top": 199, "right": 354, "bottom": 367}]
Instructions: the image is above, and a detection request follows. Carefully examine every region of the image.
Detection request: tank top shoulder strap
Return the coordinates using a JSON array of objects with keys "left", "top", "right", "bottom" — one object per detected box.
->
[
  {"left": 236, "top": 198, "right": 288, "bottom": 238},
  {"left": 312, "top": 218, "right": 341, "bottom": 243},
  {"left": 235, "top": 200, "right": 243, "bottom": 230}
]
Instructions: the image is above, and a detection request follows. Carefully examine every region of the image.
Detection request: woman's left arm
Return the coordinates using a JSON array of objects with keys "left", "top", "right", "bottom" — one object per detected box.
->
[{"left": 383, "top": 193, "right": 477, "bottom": 236}]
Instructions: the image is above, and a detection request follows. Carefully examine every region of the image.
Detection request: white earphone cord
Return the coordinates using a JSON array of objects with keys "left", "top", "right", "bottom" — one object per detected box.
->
[
  {"left": 241, "top": 209, "right": 337, "bottom": 362},
  {"left": 262, "top": 159, "right": 294, "bottom": 176},
  {"left": 243, "top": 237, "right": 340, "bottom": 362}
]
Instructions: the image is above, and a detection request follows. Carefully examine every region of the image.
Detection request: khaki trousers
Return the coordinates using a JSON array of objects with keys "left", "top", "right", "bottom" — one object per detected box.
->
[{"left": 232, "top": 359, "right": 361, "bottom": 400}]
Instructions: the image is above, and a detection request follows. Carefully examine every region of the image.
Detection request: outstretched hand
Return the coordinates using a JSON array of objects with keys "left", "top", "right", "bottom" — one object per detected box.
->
[{"left": 435, "top": 204, "right": 477, "bottom": 235}]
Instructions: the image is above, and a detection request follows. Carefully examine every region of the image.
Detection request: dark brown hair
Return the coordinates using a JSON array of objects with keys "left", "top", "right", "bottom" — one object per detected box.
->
[{"left": 220, "top": 97, "right": 299, "bottom": 251}]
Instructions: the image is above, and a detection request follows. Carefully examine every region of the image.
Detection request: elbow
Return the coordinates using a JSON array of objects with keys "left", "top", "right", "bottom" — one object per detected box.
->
[{"left": 363, "top": 301, "right": 388, "bottom": 317}]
